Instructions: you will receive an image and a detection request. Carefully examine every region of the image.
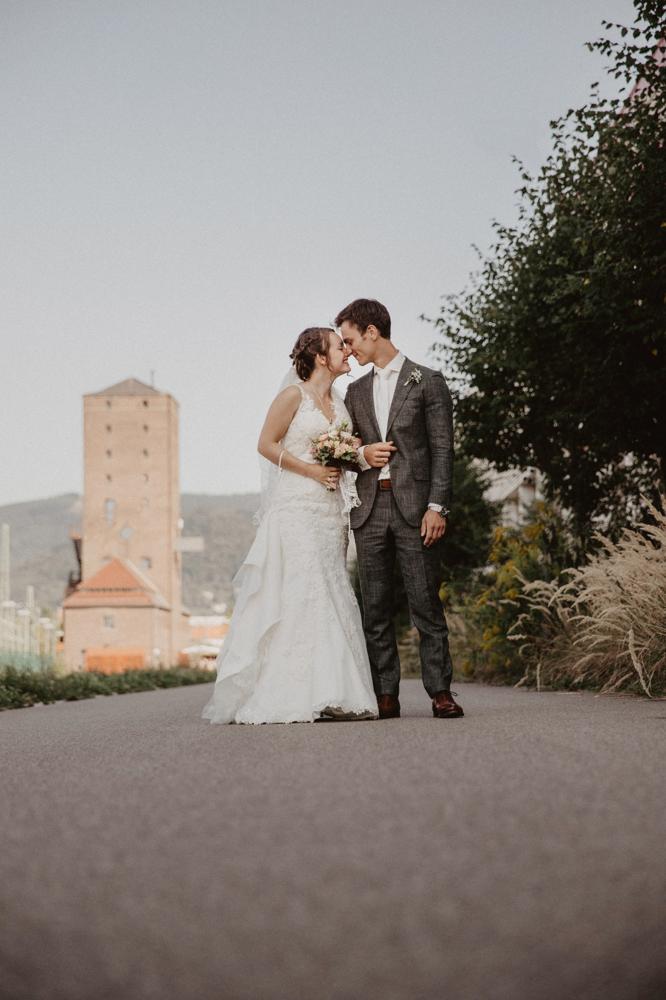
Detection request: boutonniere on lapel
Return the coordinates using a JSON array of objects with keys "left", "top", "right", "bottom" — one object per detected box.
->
[{"left": 404, "top": 367, "right": 423, "bottom": 387}]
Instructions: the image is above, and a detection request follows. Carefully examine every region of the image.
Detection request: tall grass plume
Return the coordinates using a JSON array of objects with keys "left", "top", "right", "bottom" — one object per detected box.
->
[{"left": 510, "top": 498, "right": 666, "bottom": 696}]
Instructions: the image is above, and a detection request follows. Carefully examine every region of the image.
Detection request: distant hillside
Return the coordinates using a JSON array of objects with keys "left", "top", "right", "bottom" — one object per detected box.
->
[
  {"left": 0, "top": 492, "right": 259, "bottom": 613},
  {"left": 0, "top": 493, "right": 83, "bottom": 612},
  {"left": 181, "top": 493, "right": 259, "bottom": 611}
]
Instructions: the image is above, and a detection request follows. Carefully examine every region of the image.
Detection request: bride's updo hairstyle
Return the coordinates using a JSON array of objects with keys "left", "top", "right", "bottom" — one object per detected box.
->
[{"left": 289, "top": 327, "right": 334, "bottom": 381}]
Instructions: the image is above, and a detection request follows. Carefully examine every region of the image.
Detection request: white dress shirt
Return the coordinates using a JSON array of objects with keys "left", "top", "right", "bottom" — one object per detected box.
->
[
  {"left": 358, "top": 351, "right": 443, "bottom": 514},
  {"left": 367, "top": 352, "right": 404, "bottom": 480}
]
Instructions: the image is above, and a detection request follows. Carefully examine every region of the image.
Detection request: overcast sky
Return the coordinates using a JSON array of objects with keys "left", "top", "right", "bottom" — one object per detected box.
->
[{"left": 0, "top": 0, "right": 636, "bottom": 505}]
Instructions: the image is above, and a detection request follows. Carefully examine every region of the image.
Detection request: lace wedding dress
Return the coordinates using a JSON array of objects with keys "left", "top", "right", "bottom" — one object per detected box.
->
[{"left": 202, "top": 386, "right": 378, "bottom": 725}]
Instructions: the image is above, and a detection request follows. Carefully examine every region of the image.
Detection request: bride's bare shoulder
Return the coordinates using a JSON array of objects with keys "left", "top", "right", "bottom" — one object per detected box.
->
[
  {"left": 268, "top": 384, "right": 302, "bottom": 415},
  {"left": 276, "top": 384, "right": 303, "bottom": 404}
]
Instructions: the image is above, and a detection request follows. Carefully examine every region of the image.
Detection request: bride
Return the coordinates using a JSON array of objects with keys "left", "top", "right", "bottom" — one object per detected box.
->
[{"left": 202, "top": 327, "right": 379, "bottom": 724}]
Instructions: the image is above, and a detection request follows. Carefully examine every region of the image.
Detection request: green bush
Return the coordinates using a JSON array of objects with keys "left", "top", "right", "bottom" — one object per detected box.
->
[
  {"left": 455, "top": 501, "right": 576, "bottom": 684},
  {"left": 0, "top": 666, "right": 216, "bottom": 711}
]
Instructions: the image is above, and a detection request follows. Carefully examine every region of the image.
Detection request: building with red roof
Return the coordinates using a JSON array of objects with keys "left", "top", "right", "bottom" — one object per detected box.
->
[{"left": 63, "top": 378, "right": 189, "bottom": 671}]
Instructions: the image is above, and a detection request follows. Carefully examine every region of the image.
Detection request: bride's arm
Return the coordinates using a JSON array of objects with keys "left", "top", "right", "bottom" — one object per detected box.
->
[{"left": 257, "top": 387, "right": 340, "bottom": 486}]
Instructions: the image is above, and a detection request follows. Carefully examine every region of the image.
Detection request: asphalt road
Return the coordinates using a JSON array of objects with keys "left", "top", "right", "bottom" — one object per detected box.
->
[{"left": 1, "top": 680, "right": 664, "bottom": 1000}]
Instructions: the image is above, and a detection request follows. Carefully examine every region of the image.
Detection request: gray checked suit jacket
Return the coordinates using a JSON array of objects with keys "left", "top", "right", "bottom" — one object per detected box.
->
[{"left": 344, "top": 357, "right": 454, "bottom": 530}]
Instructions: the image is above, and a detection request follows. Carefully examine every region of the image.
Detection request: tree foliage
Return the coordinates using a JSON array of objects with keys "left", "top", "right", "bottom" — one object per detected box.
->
[
  {"left": 440, "top": 452, "right": 499, "bottom": 586},
  {"left": 430, "top": 1, "right": 666, "bottom": 543}
]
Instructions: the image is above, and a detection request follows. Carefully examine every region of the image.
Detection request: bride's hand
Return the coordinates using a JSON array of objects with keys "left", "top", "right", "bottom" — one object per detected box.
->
[{"left": 309, "top": 465, "right": 341, "bottom": 490}]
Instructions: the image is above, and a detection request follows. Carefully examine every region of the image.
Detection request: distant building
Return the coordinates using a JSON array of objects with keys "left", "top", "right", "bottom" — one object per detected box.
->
[
  {"left": 63, "top": 377, "right": 189, "bottom": 671},
  {"left": 483, "top": 467, "right": 542, "bottom": 527},
  {"left": 178, "top": 614, "right": 230, "bottom": 668},
  {"left": 0, "top": 522, "right": 58, "bottom": 665},
  {"left": 63, "top": 558, "right": 172, "bottom": 671},
  {"left": 188, "top": 614, "right": 229, "bottom": 646}
]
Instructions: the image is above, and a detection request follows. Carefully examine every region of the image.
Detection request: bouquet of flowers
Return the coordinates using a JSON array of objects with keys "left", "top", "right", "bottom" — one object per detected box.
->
[{"left": 310, "top": 420, "right": 360, "bottom": 472}]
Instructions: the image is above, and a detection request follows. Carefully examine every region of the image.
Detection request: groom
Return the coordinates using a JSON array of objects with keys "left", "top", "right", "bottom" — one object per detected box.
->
[{"left": 336, "top": 298, "right": 463, "bottom": 720}]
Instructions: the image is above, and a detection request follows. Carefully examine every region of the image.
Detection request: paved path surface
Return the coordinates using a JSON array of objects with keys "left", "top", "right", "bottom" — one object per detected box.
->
[{"left": 1, "top": 680, "right": 664, "bottom": 1000}]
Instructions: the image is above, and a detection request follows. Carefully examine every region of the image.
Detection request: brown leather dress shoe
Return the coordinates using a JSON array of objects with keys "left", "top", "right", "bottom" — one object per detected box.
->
[
  {"left": 377, "top": 693, "right": 401, "bottom": 719},
  {"left": 432, "top": 690, "right": 464, "bottom": 719}
]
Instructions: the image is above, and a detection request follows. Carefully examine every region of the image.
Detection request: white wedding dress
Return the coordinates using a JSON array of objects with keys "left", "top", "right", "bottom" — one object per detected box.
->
[{"left": 202, "top": 386, "right": 378, "bottom": 725}]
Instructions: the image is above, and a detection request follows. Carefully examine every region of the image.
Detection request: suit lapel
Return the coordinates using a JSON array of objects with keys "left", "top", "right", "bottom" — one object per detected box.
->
[
  {"left": 386, "top": 357, "right": 414, "bottom": 434},
  {"left": 357, "top": 371, "right": 381, "bottom": 442}
]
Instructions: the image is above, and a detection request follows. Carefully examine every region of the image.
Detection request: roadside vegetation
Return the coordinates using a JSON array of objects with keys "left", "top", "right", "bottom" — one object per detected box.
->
[
  {"left": 509, "top": 499, "right": 666, "bottom": 697},
  {"left": 400, "top": 2, "right": 666, "bottom": 698},
  {"left": 0, "top": 666, "right": 215, "bottom": 711}
]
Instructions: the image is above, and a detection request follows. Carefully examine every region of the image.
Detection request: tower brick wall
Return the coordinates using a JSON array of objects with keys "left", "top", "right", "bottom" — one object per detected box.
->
[{"left": 64, "top": 378, "right": 188, "bottom": 668}]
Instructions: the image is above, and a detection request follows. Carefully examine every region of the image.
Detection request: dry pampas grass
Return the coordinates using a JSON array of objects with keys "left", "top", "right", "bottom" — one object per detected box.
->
[{"left": 509, "top": 497, "right": 666, "bottom": 697}]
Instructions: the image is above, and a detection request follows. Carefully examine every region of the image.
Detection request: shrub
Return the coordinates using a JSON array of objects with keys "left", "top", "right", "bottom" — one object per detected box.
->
[
  {"left": 0, "top": 666, "right": 216, "bottom": 711},
  {"left": 454, "top": 501, "right": 577, "bottom": 683}
]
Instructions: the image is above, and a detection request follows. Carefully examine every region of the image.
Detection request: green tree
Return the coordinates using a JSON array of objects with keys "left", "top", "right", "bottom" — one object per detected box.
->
[
  {"left": 440, "top": 452, "right": 499, "bottom": 588},
  {"left": 430, "top": 1, "right": 666, "bottom": 544}
]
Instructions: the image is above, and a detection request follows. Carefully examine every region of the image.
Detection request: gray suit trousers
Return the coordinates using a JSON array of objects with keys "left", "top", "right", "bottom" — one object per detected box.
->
[{"left": 354, "top": 488, "right": 454, "bottom": 698}]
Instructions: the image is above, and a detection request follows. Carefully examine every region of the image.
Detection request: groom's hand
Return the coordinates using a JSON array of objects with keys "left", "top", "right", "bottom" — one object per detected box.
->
[
  {"left": 421, "top": 509, "right": 446, "bottom": 547},
  {"left": 364, "top": 441, "right": 397, "bottom": 468}
]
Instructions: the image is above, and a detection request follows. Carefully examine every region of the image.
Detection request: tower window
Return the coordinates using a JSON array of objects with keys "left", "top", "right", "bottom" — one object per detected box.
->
[
  {"left": 103, "top": 615, "right": 115, "bottom": 628},
  {"left": 106, "top": 449, "right": 112, "bottom": 458},
  {"left": 106, "top": 424, "right": 112, "bottom": 432},
  {"left": 139, "top": 556, "right": 152, "bottom": 570},
  {"left": 143, "top": 400, "right": 149, "bottom": 407},
  {"left": 104, "top": 498, "right": 116, "bottom": 525},
  {"left": 143, "top": 449, "right": 149, "bottom": 457},
  {"left": 106, "top": 400, "right": 112, "bottom": 408},
  {"left": 143, "top": 424, "right": 149, "bottom": 432},
  {"left": 106, "top": 474, "right": 112, "bottom": 482},
  {"left": 143, "top": 473, "right": 149, "bottom": 482}
]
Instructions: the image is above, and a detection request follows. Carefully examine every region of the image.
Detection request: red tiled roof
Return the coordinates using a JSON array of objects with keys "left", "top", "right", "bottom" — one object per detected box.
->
[{"left": 63, "top": 558, "right": 170, "bottom": 610}]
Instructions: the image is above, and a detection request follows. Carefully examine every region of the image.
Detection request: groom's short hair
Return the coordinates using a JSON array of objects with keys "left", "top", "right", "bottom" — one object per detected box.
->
[{"left": 335, "top": 299, "right": 391, "bottom": 339}]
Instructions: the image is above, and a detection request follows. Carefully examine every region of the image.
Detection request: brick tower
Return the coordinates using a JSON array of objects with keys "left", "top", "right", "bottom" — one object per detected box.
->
[{"left": 63, "top": 377, "right": 188, "bottom": 670}]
